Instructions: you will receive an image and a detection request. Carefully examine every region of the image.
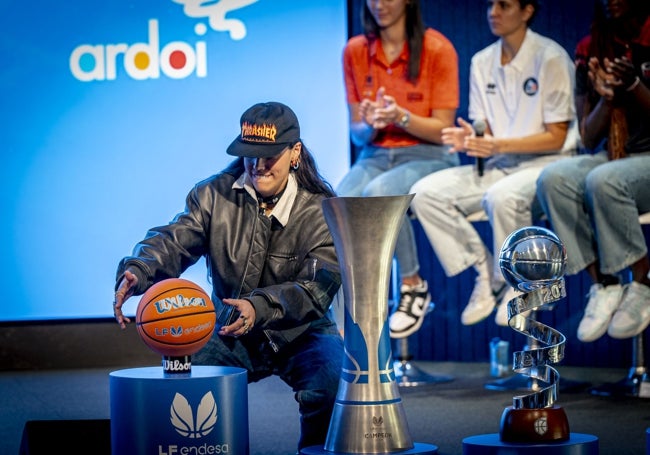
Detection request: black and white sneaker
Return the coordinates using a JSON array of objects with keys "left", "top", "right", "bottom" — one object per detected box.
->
[{"left": 389, "top": 280, "right": 432, "bottom": 338}]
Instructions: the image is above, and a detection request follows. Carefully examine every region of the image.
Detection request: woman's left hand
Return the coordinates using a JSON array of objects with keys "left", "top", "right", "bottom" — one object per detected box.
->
[
  {"left": 606, "top": 56, "right": 637, "bottom": 91},
  {"left": 464, "top": 133, "right": 498, "bottom": 158},
  {"left": 588, "top": 57, "right": 617, "bottom": 100},
  {"left": 218, "top": 298, "right": 256, "bottom": 337},
  {"left": 372, "top": 92, "right": 399, "bottom": 129}
]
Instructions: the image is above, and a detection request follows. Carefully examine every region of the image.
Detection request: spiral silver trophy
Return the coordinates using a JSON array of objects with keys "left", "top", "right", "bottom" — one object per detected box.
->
[
  {"left": 302, "top": 195, "right": 437, "bottom": 455},
  {"left": 497, "top": 226, "right": 570, "bottom": 443}
]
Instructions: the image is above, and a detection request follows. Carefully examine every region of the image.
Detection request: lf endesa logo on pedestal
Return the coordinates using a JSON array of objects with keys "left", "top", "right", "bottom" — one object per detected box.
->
[
  {"left": 69, "top": 0, "right": 260, "bottom": 81},
  {"left": 158, "top": 391, "right": 231, "bottom": 454}
]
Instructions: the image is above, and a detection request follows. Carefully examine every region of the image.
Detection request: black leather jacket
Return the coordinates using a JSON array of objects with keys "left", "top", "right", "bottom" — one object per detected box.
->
[{"left": 116, "top": 169, "right": 341, "bottom": 353}]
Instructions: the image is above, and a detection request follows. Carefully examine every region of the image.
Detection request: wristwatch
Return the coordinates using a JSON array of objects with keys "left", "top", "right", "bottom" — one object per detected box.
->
[{"left": 397, "top": 109, "right": 410, "bottom": 128}]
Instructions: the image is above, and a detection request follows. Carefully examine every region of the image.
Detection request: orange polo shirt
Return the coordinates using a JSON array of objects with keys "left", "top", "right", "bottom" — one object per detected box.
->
[{"left": 343, "top": 28, "right": 459, "bottom": 148}]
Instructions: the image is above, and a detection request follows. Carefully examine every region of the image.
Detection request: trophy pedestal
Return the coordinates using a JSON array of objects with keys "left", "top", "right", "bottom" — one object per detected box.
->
[
  {"left": 301, "top": 442, "right": 439, "bottom": 455},
  {"left": 393, "top": 359, "right": 454, "bottom": 387},
  {"left": 588, "top": 368, "right": 650, "bottom": 398},
  {"left": 589, "top": 333, "right": 650, "bottom": 398},
  {"left": 462, "top": 433, "right": 598, "bottom": 455},
  {"left": 500, "top": 405, "right": 569, "bottom": 443},
  {"left": 391, "top": 302, "right": 454, "bottom": 388},
  {"left": 388, "top": 271, "right": 453, "bottom": 388},
  {"left": 485, "top": 372, "right": 538, "bottom": 391},
  {"left": 110, "top": 366, "right": 248, "bottom": 455}
]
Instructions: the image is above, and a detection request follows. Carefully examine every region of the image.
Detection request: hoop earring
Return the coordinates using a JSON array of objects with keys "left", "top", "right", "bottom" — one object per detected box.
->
[{"left": 291, "top": 161, "right": 300, "bottom": 170}]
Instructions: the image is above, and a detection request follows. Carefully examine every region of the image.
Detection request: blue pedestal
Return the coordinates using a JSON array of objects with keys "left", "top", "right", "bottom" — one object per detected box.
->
[
  {"left": 110, "top": 365, "right": 248, "bottom": 455},
  {"left": 463, "top": 433, "right": 598, "bottom": 455},
  {"left": 646, "top": 428, "right": 650, "bottom": 455}
]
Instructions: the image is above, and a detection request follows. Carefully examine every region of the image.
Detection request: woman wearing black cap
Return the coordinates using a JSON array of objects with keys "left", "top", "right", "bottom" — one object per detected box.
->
[{"left": 113, "top": 101, "right": 343, "bottom": 450}]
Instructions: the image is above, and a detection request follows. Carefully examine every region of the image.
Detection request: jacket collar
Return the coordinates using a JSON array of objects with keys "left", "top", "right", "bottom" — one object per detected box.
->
[{"left": 233, "top": 173, "right": 298, "bottom": 227}]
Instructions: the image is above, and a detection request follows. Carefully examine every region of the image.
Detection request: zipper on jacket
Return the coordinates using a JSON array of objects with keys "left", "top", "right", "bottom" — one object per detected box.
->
[
  {"left": 310, "top": 258, "right": 318, "bottom": 281},
  {"left": 264, "top": 330, "right": 280, "bottom": 353}
]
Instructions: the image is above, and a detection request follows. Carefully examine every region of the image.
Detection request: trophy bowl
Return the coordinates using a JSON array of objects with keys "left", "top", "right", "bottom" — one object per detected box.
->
[{"left": 499, "top": 226, "right": 566, "bottom": 292}]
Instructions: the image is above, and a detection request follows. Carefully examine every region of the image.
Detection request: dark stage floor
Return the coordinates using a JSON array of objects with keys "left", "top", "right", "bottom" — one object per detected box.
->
[{"left": 3, "top": 361, "right": 650, "bottom": 455}]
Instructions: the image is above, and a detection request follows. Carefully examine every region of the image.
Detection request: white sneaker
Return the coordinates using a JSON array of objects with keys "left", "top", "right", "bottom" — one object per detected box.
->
[
  {"left": 608, "top": 281, "right": 650, "bottom": 339},
  {"left": 389, "top": 281, "right": 432, "bottom": 338},
  {"left": 462, "top": 277, "right": 497, "bottom": 325},
  {"left": 577, "top": 283, "right": 623, "bottom": 342},
  {"left": 495, "top": 287, "right": 526, "bottom": 327}
]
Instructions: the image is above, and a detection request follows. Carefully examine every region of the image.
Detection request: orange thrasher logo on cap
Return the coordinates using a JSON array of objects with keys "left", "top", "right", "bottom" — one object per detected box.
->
[{"left": 241, "top": 122, "right": 277, "bottom": 143}]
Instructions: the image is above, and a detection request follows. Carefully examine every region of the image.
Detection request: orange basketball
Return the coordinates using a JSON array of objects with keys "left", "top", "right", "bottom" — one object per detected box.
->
[{"left": 136, "top": 278, "right": 216, "bottom": 357}]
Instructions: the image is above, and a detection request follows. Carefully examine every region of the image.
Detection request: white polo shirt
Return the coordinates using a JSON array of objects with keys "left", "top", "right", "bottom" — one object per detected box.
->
[{"left": 468, "top": 28, "right": 579, "bottom": 160}]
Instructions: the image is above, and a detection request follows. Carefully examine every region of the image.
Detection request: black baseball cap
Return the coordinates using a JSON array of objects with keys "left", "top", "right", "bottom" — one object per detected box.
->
[{"left": 227, "top": 102, "right": 301, "bottom": 158}]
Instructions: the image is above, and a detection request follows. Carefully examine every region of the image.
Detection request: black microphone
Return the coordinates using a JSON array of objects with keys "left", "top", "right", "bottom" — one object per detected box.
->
[{"left": 472, "top": 119, "right": 486, "bottom": 177}]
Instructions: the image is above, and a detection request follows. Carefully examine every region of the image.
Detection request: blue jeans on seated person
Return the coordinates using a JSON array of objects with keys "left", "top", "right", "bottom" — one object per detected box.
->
[
  {"left": 336, "top": 143, "right": 459, "bottom": 278},
  {"left": 537, "top": 151, "right": 650, "bottom": 276},
  {"left": 193, "top": 320, "right": 344, "bottom": 450}
]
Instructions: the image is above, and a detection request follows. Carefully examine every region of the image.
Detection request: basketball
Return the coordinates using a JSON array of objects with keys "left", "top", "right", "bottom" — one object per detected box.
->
[
  {"left": 499, "top": 226, "right": 566, "bottom": 292},
  {"left": 136, "top": 278, "right": 216, "bottom": 357}
]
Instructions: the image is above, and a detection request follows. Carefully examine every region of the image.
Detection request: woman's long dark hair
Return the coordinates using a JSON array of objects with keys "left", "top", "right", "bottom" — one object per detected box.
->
[
  {"left": 223, "top": 141, "right": 336, "bottom": 198},
  {"left": 292, "top": 142, "right": 337, "bottom": 197},
  {"left": 584, "top": 0, "right": 650, "bottom": 157},
  {"left": 588, "top": 0, "right": 649, "bottom": 61},
  {"left": 361, "top": 0, "right": 424, "bottom": 83}
]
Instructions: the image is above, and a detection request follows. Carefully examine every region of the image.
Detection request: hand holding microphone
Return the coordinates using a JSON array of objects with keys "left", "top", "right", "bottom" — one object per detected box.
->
[
  {"left": 441, "top": 117, "right": 493, "bottom": 169},
  {"left": 472, "top": 118, "right": 487, "bottom": 177}
]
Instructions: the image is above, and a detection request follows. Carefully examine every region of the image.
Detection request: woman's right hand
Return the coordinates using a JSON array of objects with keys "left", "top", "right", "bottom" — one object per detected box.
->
[
  {"left": 588, "top": 57, "right": 617, "bottom": 101},
  {"left": 442, "top": 117, "right": 474, "bottom": 153},
  {"left": 113, "top": 269, "right": 139, "bottom": 329}
]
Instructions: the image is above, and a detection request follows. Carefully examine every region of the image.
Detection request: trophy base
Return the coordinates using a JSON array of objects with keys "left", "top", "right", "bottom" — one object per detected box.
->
[
  {"left": 394, "top": 360, "right": 454, "bottom": 387},
  {"left": 301, "top": 442, "right": 438, "bottom": 455},
  {"left": 588, "top": 366, "right": 650, "bottom": 398},
  {"left": 463, "top": 433, "right": 598, "bottom": 455},
  {"left": 500, "top": 405, "right": 570, "bottom": 443}
]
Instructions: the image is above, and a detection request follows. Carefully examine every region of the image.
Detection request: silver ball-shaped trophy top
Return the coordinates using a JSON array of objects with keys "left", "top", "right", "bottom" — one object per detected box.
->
[{"left": 499, "top": 226, "right": 567, "bottom": 292}]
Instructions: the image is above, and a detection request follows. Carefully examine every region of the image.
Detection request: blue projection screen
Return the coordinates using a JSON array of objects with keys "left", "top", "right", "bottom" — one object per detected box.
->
[{"left": 0, "top": 0, "right": 349, "bottom": 321}]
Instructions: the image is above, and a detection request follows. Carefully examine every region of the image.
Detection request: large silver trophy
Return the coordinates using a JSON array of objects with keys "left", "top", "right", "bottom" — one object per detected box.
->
[
  {"left": 497, "top": 226, "right": 569, "bottom": 443},
  {"left": 302, "top": 195, "right": 437, "bottom": 454}
]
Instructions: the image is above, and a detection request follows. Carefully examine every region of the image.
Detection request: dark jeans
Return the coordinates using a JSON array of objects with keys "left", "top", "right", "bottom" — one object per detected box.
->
[{"left": 193, "top": 321, "right": 344, "bottom": 450}]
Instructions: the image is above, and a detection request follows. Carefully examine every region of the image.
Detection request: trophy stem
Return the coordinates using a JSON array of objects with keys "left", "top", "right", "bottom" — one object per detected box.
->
[
  {"left": 389, "top": 260, "right": 453, "bottom": 388},
  {"left": 589, "top": 333, "right": 650, "bottom": 397}
]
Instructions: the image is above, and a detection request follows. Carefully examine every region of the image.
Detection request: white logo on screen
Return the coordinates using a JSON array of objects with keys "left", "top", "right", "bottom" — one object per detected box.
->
[
  {"left": 173, "top": 0, "right": 260, "bottom": 40},
  {"left": 69, "top": 0, "right": 259, "bottom": 81},
  {"left": 170, "top": 391, "right": 217, "bottom": 438}
]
